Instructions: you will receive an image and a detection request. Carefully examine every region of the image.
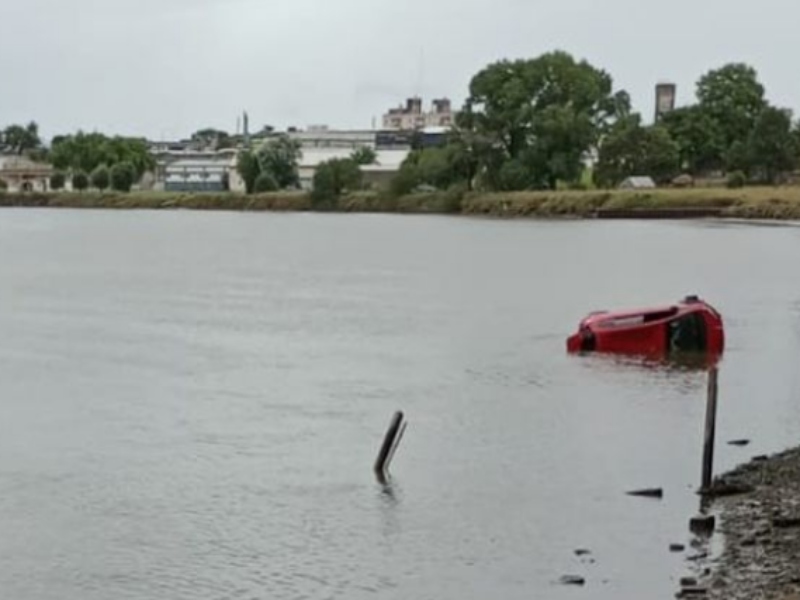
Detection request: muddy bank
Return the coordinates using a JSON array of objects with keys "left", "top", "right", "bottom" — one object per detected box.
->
[
  {"left": 686, "top": 447, "right": 800, "bottom": 599},
  {"left": 5, "top": 187, "right": 800, "bottom": 219}
]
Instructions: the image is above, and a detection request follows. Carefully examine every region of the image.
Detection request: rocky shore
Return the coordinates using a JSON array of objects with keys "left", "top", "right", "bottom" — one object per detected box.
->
[{"left": 685, "top": 446, "right": 800, "bottom": 599}]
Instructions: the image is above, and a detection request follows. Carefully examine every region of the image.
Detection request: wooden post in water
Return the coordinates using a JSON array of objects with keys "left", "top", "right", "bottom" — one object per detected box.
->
[
  {"left": 701, "top": 367, "right": 719, "bottom": 491},
  {"left": 374, "top": 411, "right": 405, "bottom": 482}
]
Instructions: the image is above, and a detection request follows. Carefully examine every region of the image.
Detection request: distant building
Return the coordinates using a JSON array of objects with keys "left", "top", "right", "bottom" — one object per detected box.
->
[
  {"left": 619, "top": 176, "right": 657, "bottom": 189},
  {"left": 382, "top": 96, "right": 455, "bottom": 130},
  {"left": 296, "top": 147, "right": 410, "bottom": 190},
  {"left": 0, "top": 155, "right": 54, "bottom": 192},
  {"left": 655, "top": 83, "right": 677, "bottom": 122},
  {"left": 153, "top": 149, "right": 244, "bottom": 193}
]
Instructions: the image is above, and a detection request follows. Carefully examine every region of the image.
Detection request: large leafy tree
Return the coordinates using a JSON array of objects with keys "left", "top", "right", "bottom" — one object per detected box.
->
[
  {"left": 745, "top": 106, "right": 797, "bottom": 184},
  {"left": 256, "top": 135, "right": 302, "bottom": 189},
  {"left": 696, "top": 63, "right": 766, "bottom": 151},
  {"left": 311, "top": 158, "right": 363, "bottom": 207},
  {"left": 595, "top": 114, "right": 680, "bottom": 187},
  {"left": 459, "top": 51, "right": 630, "bottom": 190},
  {"left": 1, "top": 122, "right": 41, "bottom": 155},
  {"left": 660, "top": 106, "right": 724, "bottom": 174},
  {"left": 49, "top": 132, "right": 154, "bottom": 178},
  {"left": 236, "top": 150, "right": 261, "bottom": 194},
  {"left": 662, "top": 63, "right": 768, "bottom": 175}
]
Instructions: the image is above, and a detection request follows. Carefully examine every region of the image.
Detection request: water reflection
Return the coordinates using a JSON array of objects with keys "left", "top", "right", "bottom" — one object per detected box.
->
[{"left": 575, "top": 350, "right": 721, "bottom": 374}]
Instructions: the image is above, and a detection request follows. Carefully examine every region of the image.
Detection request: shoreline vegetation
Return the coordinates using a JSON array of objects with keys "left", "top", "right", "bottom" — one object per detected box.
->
[{"left": 6, "top": 187, "right": 800, "bottom": 220}]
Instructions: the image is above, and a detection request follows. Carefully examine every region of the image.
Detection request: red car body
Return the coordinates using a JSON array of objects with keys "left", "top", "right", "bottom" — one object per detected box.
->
[{"left": 566, "top": 296, "right": 725, "bottom": 358}]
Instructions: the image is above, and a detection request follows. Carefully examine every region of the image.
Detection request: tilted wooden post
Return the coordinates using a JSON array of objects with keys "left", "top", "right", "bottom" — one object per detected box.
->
[
  {"left": 374, "top": 411, "right": 405, "bottom": 482},
  {"left": 701, "top": 367, "right": 719, "bottom": 491}
]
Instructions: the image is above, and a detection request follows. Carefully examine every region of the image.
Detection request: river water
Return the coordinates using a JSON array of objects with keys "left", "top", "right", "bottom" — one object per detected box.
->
[{"left": 1, "top": 209, "right": 800, "bottom": 600}]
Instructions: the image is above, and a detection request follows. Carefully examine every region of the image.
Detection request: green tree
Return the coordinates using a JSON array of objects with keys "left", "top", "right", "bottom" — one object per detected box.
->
[
  {"left": 191, "top": 128, "right": 233, "bottom": 150},
  {"left": 105, "top": 137, "right": 155, "bottom": 178},
  {"left": 390, "top": 139, "right": 477, "bottom": 195},
  {"left": 311, "top": 158, "right": 363, "bottom": 208},
  {"left": 110, "top": 161, "right": 137, "bottom": 192},
  {"left": 72, "top": 171, "right": 89, "bottom": 191},
  {"left": 236, "top": 150, "right": 261, "bottom": 194},
  {"left": 256, "top": 135, "right": 302, "bottom": 189},
  {"left": 49, "top": 172, "right": 66, "bottom": 191},
  {"left": 253, "top": 172, "right": 279, "bottom": 192},
  {"left": 697, "top": 63, "right": 766, "bottom": 151},
  {"left": 50, "top": 132, "right": 154, "bottom": 177},
  {"left": 746, "top": 106, "right": 797, "bottom": 184},
  {"left": 1, "top": 122, "right": 41, "bottom": 155},
  {"left": 0, "top": 178, "right": 7, "bottom": 191},
  {"left": 460, "top": 51, "right": 629, "bottom": 190},
  {"left": 595, "top": 114, "right": 680, "bottom": 187},
  {"left": 351, "top": 146, "right": 377, "bottom": 165},
  {"left": 660, "top": 106, "right": 724, "bottom": 174},
  {"left": 91, "top": 165, "right": 110, "bottom": 190}
]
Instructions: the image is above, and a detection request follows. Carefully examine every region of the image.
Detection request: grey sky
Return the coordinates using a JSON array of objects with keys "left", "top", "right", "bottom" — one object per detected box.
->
[{"left": 1, "top": 0, "right": 795, "bottom": 141}]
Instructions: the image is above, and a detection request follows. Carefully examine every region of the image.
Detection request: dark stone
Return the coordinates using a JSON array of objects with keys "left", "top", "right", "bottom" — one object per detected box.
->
[
  {"left": 680, "top": 577, "right": 698, "bottom": 587},
  {"left": 574, "top": 549, "right": 591, "bottom": 556},
  {"left": 699, "top": 481, "right": 755, "bottom": 498},
  {"left": 741, "top": 536, "right": 756, "bottom": 547},
  {"left": 559, "top": 575, "right": 585, "bottom": 586},
  {"left": 728, "top": 439, "right": 751, "bottom": 446},
  {"left": 773, "top": 516, "right": 800, "bottom": 528},
  {"left": 670, "top": 543, "right": 686, "bottom": 552},
  {"left": 626, "top": 487, "right": 664, "bottom": 499},
  {"left": 752, "top": 455, "right": 769, "bottom": 462},
  {"left": 690, "top": 515, "right": 716, "bottom": 536},
  {"left": 676, "top": 586, "right": 708, "bottom": 597}
]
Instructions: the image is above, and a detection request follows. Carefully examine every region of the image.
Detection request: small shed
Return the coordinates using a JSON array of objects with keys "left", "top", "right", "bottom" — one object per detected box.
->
[{"left": 619, "top": 176, "right": 656, "bottom": 190}]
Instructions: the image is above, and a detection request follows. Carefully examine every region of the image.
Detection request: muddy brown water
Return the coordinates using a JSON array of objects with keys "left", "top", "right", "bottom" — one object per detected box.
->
[{"left": 2, "top": 209, "right": 800, "bottom": 599}]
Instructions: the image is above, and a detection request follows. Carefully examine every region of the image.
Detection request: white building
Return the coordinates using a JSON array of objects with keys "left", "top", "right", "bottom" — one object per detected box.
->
[
  {"left": 153, "top": 148, "right": 245, "bottom": 193},
  {"left": 382, "top": 97, "right": 455, "bottom": 130},
  {"left": 296, "top": 147, "right": 409, "bottom": 190},
  {"left": 0, "top": 155, "right": 55, "bottom": 192}
]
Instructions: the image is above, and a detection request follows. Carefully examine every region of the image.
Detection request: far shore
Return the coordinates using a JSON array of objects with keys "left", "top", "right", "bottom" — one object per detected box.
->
[{"left": 5, "top": 186, "right": 800, "bottom": 220}]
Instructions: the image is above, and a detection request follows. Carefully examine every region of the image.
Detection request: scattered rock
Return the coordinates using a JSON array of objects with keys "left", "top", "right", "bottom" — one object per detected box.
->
[
  {"left": 700, "top": 482, "right": 755, "bottom": 499},
  {"left": 626, "top": 487, "right": 664, "bottom": 499},
  {"left": 559, "top": 575, "right": 585, "bottom": 586},
  {"left": 728, "top": 439, "right": 751, "bottom": 447},
  {"left": 683, "top": 444, "right": 800, "bottom": 599},
  {"left": 676, "top": 586, "right": 708, "bottom": 597},
  {"left": 772, "top": 516, "right": 800, "bottom": 529},
  {"left": 670, "top": 543, "right": 686, "bottom": 552},
  {"left": 690, "top": 515, "right": 716, "bottom": 536},
  {"left": 680, "top": 577, "right": 698, "bottom": 587},
  {"left": 574, "top": 549, "right": 591, "bottom": 557}
]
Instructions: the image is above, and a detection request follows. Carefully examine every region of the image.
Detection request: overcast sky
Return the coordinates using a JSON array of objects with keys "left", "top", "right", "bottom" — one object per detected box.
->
[{"left": 0, "top": 0, "right": 796, "bottom": 141}]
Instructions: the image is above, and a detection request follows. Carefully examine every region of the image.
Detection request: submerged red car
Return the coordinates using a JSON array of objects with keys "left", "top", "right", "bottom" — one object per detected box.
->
[{"left": 566, "top": 296, "right": 725, "bottom": 358}]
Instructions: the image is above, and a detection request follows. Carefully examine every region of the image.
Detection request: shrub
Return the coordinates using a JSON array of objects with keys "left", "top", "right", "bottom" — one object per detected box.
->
[
  {"left": 72, "top": 171, "right": 89, "bottom": 191},
  {"left": 110, "top": 161, "right": 137, "bottom": 192},
  {"left": 50, "top": 172, "right": 66, "bottom": 191},
  {"left": 0, "top": 178, "right": 7, "bottom": 191},
  {"left": 91, "top": 165, "right": 110, "bottom": 190},
  {"left": 253, "top": 172, "right": 279, "bottom": 193},
  {"left": 726, "top": 171, "right": 747, "bottom": 189}
]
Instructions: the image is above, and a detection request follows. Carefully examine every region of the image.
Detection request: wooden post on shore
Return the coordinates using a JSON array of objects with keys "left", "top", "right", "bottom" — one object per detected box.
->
[
  {"left": 701, "top": 367, "right": 719, "bottom": 491},
  {"left": 374, "top": 411, "right": 406, "bottom": 482}
]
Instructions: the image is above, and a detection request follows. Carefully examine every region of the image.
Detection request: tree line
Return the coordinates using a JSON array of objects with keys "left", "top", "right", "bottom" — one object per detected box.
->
[
  {"left": 0, "top": 124, "right": 155, "bottom": 192},
  {"left": 393, "top": 53, "right": 800, "bottom": 193},
  {"left": 4, "top": 51, "right": 799, "bottom": 197}
]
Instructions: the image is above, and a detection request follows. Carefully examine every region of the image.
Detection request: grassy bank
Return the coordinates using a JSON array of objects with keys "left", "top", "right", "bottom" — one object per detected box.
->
[{"left": 5, "top": 187, "right": 800, "bottom": 219}]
